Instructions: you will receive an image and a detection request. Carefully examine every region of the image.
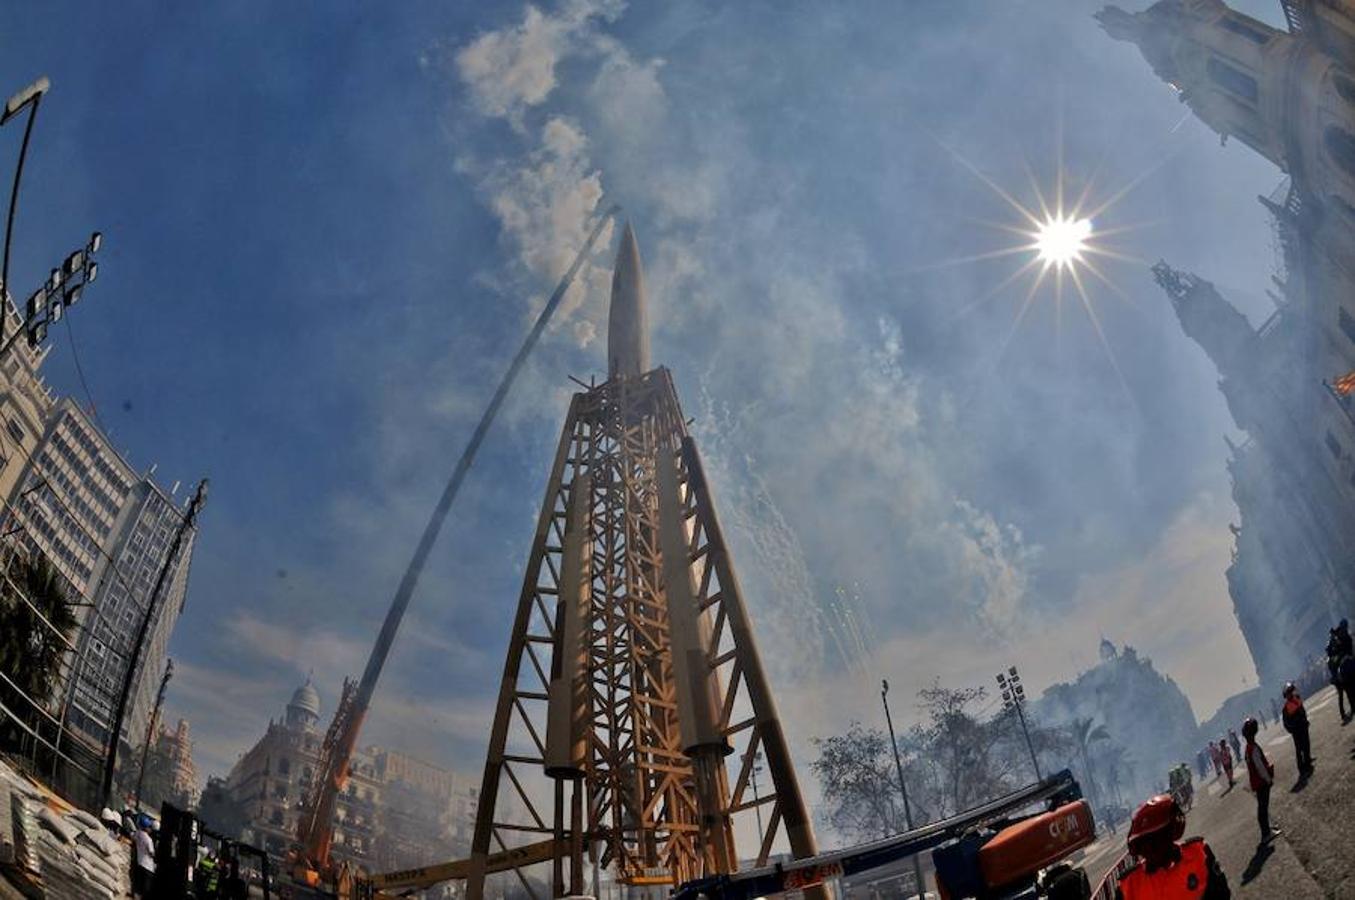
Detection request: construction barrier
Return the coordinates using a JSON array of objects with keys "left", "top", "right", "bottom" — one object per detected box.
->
[{"left": 1091, "top": 852, "right": 1133, "bottom": 900}]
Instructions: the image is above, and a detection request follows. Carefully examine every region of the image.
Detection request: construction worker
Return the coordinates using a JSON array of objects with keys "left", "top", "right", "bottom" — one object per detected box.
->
[
  {"left": 1282, "top": 683, "right": 1313, "bottom": 774},
  {"left": 195, "top": 849, "right": 219, "bottom": 899},
  {"left": 1242, "top": 717, "right": 1280, "bottom": 846},
  {"left": 1115, "top": 795, "right": 1229, "bottom": 899},
  {"left": 132, "top": 816, "right": 156, "bottom": 899}
]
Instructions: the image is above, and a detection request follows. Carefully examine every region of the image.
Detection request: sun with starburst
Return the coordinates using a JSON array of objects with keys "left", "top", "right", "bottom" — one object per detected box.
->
[{"left": 930, "top": 140, "right": 1152, "bottom": 398}]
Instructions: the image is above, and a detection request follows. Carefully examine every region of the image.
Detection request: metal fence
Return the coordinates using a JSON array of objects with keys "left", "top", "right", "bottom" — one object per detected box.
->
[
  {"left": 0, "top": 495, "right": 130, "bottom": 810},
  {"left": 1091, "top": 852, "right": 1133, "bottom": 900}
]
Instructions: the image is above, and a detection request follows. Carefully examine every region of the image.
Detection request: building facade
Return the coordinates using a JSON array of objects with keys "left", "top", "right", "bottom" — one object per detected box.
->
[
  {"left": 0, "top": 298, "right": 56, "bottom": 504},
  {"left": 3, "top": 396, "right": 199, "bottom": 751},
  {"left": 1101, "top": 0, "right": 1355, "bottom": 687},
  {"left": 224, "top": 681, "right": 475, "bottom": 879},
  {"left": 158, "top": 718, "right": 200, "bottom": 809}
]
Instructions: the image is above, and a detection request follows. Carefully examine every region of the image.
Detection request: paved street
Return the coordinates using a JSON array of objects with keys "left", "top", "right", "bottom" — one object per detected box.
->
[{"left": 1081, "top": 685, "right": 1355, "bottom": 897}]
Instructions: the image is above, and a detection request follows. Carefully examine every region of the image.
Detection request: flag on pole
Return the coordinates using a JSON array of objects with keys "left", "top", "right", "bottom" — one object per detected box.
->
[{"left": 1334, "top": 371, "right": 1355, "bottom": 396}]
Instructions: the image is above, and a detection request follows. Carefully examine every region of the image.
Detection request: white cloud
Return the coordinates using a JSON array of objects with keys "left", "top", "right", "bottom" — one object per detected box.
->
[{"left": 454, "top": 0, "right": 627, "bottom": 128}]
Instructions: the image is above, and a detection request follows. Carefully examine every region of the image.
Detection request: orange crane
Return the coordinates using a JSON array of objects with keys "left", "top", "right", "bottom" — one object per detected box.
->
[{"left": 286, "top": 208, "right": 620, "bottom": 895}]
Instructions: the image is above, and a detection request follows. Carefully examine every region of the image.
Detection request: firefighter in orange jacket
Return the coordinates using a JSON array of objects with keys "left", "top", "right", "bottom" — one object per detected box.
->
[
  {"left": 1116, "top": 795, "right": 1230, "bottom": 899},
  {"left": 1282, "top": 683, "right": 1313, "bottom": 774}
]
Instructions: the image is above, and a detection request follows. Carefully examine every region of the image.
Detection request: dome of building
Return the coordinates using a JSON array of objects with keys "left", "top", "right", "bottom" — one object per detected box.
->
[{"left": 286, "top": 678, "right": 321, "bottom": 729}]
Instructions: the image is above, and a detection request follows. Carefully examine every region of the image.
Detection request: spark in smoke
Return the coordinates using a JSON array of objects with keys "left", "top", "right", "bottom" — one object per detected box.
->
[{"left": 932, "top": 138, "right": 1155, "bottom": 402}]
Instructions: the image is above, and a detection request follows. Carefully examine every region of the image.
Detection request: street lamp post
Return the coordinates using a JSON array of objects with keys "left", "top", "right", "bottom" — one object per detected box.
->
[
  {"left": 996, "top": 666, "right": 1042, "bottom": 781},
  {"left": 1, "top": 76, "right": 51, "bottom": 349},
  {"left": 882, "top": 679, "right": 927, "bottom": 900}
]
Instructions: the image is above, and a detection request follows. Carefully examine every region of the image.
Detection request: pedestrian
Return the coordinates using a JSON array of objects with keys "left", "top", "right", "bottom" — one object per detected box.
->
[
  {"left": 1227, "top": 728, "right": 1241, "bottom": 760},
  {"left": 1209, "top": 742, "right": 1222, "bottom": 782},
  {"left": 1115, "top": 794, "right": 1229, "bottom": 899},
  {"left": 1282, "top": 683, "right": 1314, "bottom": 774},
  {"left": 1242, "top": 717, "right": 1280, "bottom": 846},
  {"left": 1218, "top": 740, "right": 1235, "bottom": 788},
  {"left": 1196, "top": 748, "right": 1208, "bottom": 780},
  {"left": 132, "top": 815, "right": 156, "bottom": 899},
  {"left": 1329, "top": 619, "right": 1354, "bottom": 723}
]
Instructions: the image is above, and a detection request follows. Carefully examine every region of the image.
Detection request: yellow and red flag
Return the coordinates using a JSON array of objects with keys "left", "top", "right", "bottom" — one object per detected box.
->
[{"left": 1334, "top": 371, "right": 1355, "bottom": 396}]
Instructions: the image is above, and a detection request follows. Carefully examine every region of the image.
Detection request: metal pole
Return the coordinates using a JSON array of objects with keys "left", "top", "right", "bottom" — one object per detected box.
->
[
  {"left": 749, "top": 752, "right": 764, "bottom": 837},
  {"left": 134, "top": 659, "right": 173, "bottom": 810},
  {"left": 1, "top": 90, "right": 41, "bottom": 349},
  {"left": 881, "top": 680, "right": 926, "bottom": 900},
  {"left": 100, "top": 480, "right": 207, "bottom": 806},
  {"left": 1012, "top": 700, "right": 1041, "bottom": 781}
]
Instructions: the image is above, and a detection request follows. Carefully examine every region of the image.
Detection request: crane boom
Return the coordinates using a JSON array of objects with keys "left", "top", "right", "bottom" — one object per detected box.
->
[{"left": 293, "top": 207, "right": 621, "bottom": 880}]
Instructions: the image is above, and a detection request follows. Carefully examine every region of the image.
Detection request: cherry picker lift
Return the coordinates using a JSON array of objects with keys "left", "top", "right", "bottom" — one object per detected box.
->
[
  {"left": 673, "top": 769, "right": 1096, "bottom": 900},
  {"left": 355, "top": 769, "right": 1097, "bottom": 900}
]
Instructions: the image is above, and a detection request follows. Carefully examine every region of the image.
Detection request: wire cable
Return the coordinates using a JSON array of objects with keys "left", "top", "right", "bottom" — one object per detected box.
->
[{"left": 62, "top": 312, "right": 109, "bottom": 438}]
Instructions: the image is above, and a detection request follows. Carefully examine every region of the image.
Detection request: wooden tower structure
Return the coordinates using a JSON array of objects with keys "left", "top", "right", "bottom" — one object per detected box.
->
[{"left": 466, "top": 224, "right": 820, "bottom": 900}]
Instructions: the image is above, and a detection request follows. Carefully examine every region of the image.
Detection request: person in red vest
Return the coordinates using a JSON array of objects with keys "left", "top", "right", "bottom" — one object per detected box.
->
[
  {"left": 1115, "top": 794, "right": 1229, "bottom": 899},
  {"left": 1242, "top": 716, "right": 1281, "bottom": 846},
  {"left": 1282, "top": 683, "right": 1314, "bottom": 774}
]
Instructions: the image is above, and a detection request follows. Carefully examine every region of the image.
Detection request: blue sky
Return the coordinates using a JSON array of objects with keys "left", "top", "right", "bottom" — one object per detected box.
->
[{"left": 2, "top": 0, "right": 1291, "bottom": 797}]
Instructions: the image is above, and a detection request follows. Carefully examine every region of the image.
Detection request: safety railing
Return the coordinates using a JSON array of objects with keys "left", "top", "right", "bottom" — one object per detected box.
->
[{"left": 1091, "top": 852, "right": 1133, "bottom": 900}]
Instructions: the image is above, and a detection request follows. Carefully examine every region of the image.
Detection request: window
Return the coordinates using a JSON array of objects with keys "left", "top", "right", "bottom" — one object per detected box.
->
[
  {"left": 1340, "top": 308, "right": 1355, "bottom": 346},
  {"left": 1208, "top": 58, "right": 1259, "bottom": 103},
  {"left": 1221, "top": 16, "right": 1271, "bottom": 45},
  {"left": 1335, "top": 71, "right": 1355, "bottom": 107},
  {"left": 1326, "top": 430, "right": 1343, "bottom": 460},
  {"left": 1325, "top": 126, "right": 1355, "bottom": 179},
  {"left": 6, "top": 419, "right": 24, "bottom": 443}
]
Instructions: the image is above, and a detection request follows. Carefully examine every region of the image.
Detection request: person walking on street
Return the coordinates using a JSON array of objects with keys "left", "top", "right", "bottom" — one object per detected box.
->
[
  {"left": 1330, "top": 619, "right": 1354, "bottom": 723},
  {"left": 1196, "top": 749, "right": 1208, "bottom": 780},
  {"left": 1209, "top": 742, "right": 1222, "bottom": 782},
  {"left": 1282, "top": 683, "right": 1314, "bottom": 774},
  {"left": 1218, "top": 740, "right": 1235, "bottom": 788},
  {"left": 1115, "top": 795, "right": 1230, "bottom": 899},
  {"left": 132, "top": 816, "right": 156, "bottom": 899},
  {"left": 1242, "top": 717, "right": 1280, "bottom": 846},
  {"left": 1227, "top": 728, "right": 1241, "bottom": 760}
]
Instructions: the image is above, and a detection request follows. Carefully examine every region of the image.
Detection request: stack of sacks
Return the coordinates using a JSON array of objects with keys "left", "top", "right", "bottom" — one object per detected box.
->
[
  {"left": 0, "top": 773, "right": 13, "bottom": 864},
  {"left": 7, "top": 781, "right": 41, "bottom": 875},
  {"left": 0, "top": 761, "right": 130, "bottom": 900},
  {"left": 33, "top": 805, "right": 128, "bottom": 900}
]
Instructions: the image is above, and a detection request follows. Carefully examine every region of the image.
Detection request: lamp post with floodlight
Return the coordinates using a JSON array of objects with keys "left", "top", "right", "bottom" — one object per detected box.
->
[
  {"left": 1, "top": 76, "right": 51, "bottom": 348},
  {"left": 997, "top": 666, "right": 1042, "bottom": 781},
  {"left": 882, "top": 679, "right": 927, "bottom": 900},
  {"left": 0, "top": 231, "right": 102, "bottom": 361}
]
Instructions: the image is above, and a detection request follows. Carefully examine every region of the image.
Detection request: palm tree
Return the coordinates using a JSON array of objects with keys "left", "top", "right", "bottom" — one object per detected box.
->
[
  {"left": 1069, "top": 717, "right": 1110, "bottom": 808},
  {"left": 0, "top": 554, "right": 76, "bottom": 716},
  {"left": 1098, "top": 743, "right": 1133, "bottom": 806}
]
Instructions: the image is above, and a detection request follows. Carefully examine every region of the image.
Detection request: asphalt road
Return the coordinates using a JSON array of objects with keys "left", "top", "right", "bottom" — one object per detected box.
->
[{"left": 1079, "top": 685, "right": 1355, "bottom": 898}]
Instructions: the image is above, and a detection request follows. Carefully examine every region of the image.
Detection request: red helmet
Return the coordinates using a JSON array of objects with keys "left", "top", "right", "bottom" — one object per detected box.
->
[
  {"left": 1242, "top": 717, "right": 1259, "bottom": 739},
  {"left": 1127, "top": 795, "right": 1185, "bottom": 853}
]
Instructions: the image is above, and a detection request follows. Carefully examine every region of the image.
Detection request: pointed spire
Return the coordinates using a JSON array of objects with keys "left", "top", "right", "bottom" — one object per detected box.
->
[{"left": 608, "top": 222, "right": 651, "bottom": 379}]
